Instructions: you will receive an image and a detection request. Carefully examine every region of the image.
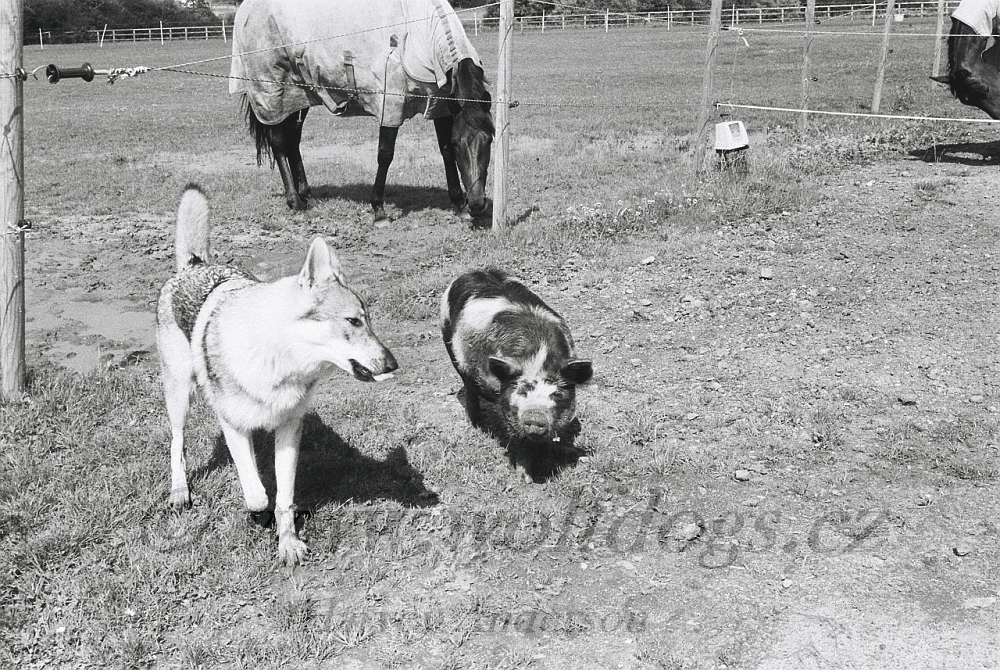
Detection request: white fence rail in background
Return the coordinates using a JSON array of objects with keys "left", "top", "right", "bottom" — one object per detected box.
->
[
  {"left": 94, "top": 24, "right": 226, "bottom": 43},
  {"left": 29, "top": 1, "right": 964, "bottom": 45},
  {"left": 480, "top": 0, "right": 963, "bottom": 31}
]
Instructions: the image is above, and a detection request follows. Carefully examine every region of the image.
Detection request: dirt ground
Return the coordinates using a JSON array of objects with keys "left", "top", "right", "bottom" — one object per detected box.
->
[{"left": 20, "top": 147, "right": 1000, "bottom": 668}]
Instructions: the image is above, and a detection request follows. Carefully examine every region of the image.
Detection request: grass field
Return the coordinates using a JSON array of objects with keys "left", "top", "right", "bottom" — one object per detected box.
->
[{"left": 3, "top": 20, "right": 1000, "bottom": 670}]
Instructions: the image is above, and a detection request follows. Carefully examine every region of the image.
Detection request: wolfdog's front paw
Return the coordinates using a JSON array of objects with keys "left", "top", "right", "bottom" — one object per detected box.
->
[
  {"left": 277, "top": 534, "right": 308, "bottom": 565},
  {"left": 168, "top": 487, "right": 191, "bottom": 510}
]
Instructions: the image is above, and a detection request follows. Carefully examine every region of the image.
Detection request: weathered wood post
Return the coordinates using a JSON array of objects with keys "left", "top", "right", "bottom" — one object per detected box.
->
[
  {"left": 932, "top": 0, "right": 946, "bottom": 80},
  {"left": 693, "top": 0, "right": 724, "bottom": 173},
  {"left": 872, "top": 0, "right": 897, "bottom": 112},
  {"left": 801, "top": 0, "right": 817, "bottom": 133},
  {"left": 1, "top": 0, "right": 26, "bottom": 398},
  {"left": 493, "top": 0, "right": 513, "bottom": 229}
]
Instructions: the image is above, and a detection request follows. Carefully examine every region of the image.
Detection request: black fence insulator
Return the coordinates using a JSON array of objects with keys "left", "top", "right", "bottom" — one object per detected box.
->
[{"left": 46, "top": 63, "right": 95, "bottom": 84}]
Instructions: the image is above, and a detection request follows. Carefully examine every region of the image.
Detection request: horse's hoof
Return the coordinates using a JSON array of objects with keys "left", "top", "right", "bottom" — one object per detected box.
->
[
  {"left": 469, "top": 198, "right": 493, "bottom": 221},
  {"left": 286, "top": 196, "right": 309, "bottom": 211},
  {"left": 373, "top": 208, "right": 389, "bottom": 223}
]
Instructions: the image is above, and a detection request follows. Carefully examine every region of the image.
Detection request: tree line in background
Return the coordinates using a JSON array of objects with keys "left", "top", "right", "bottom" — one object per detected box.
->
[{"left": 25, "top": 0, "right": 218, "bottom": 40}]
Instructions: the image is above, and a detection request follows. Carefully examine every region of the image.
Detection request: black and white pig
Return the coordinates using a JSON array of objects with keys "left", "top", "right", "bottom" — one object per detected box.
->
[{"left": 440, "top": 268, "right": 593, "bottom": 481}]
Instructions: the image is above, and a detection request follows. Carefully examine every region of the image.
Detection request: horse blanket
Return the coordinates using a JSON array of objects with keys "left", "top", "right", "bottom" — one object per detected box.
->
[
  {"left": 229, "top": 0, "right": 481, "bottom": 127},
  {"left": 953, "top": 0, "right": 1000, "bottom": 36}
]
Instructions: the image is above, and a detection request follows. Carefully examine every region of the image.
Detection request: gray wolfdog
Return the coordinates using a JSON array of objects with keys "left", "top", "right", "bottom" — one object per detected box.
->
[{"left": 156, "top": 184, "right": 397, "bottom": 564}]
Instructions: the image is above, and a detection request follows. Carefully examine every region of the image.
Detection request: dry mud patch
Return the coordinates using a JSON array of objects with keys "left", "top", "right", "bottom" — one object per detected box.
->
[{"left": 17, "top": 155, "right": 1000, "bottom": 669}]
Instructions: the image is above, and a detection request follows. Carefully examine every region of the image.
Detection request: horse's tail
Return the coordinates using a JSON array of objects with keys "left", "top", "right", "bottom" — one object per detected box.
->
[{"left": 240, "top": 94, "right": 273, "bottom": 166}]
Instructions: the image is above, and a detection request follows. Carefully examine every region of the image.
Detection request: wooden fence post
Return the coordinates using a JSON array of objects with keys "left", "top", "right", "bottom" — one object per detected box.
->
[
  {"left": 932, "top": 0, "right": 946, "bottom": 80},
  {"left": 872, "top": 0, "right": 896, "bottom": 112},
  {"left": 493, "top": 0, "right": 513, "bottom": 229},
  {"left": 693, "top": 0, "right": 724, "bottom": 173},
  {"left": 1, "top": 0, "right": 26, "bottom": 399},
  {"left": 801, "top": 0, "right": 817, "bottom": 133}
]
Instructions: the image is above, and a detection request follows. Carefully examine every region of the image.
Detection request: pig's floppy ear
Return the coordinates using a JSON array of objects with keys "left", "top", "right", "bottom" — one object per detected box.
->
[
  {"left": 488, "top": 357, "right": 521, "bottom": 382},
  {"left": 299, "top": 238, "right": 347, "bottom": 290},
  {"left": 561, "top": 359, "right": 593, "bottom": 385}
]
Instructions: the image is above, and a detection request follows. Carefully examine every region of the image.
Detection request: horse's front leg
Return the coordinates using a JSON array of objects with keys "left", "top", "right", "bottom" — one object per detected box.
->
[
  {"left": 289, "top": 108, "right": 311, "bottom": 202},
  {"left": 434, "top": 116, "right": 465, "bottom": 213},
  {"left": 372, "top": 126, "right": 399, "bottom": 222},
  {"left": 270, "top": 114, "right": 309, "bottom": 210}
]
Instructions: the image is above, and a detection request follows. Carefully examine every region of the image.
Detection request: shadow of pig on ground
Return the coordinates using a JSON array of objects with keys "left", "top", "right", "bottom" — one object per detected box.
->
[{"left": 457, "top": 387, "right": 586, "bottom": 483}]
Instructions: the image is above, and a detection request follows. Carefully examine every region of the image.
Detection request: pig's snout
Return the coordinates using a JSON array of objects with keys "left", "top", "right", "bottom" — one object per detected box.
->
[{"left": 521, "top": 410, "right": 552, "bottom": 437}]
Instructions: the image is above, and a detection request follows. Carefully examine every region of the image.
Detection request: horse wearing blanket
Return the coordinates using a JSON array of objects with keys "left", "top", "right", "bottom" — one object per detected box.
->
[
  {"left": 231, "top": 0, "right": 493, "bottom": 219},
  {"left": 933, "top": 0, "right": 1000, "bottom": 118}
]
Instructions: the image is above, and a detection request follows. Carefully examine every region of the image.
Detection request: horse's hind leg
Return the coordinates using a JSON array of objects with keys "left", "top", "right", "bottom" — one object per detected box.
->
[
  {"left": 434, "top": 116, "right": 465, "bottom": 213},
  {"left": 372, "top": 126, "right": 398, "bottom": 222},
  {"left": 270, "top": 113, "right": 309, "bottom": 210}
]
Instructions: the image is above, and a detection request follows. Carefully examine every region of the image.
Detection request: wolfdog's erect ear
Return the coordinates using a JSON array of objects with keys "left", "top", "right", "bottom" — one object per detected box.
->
[{"left": 298, "top": 238, "right": 347, "bottom": 289}]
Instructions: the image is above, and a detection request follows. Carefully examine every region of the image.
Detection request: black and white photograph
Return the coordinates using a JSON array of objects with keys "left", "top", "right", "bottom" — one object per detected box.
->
[{"left": 1, "top": 0, "right": 998, "bottom": 667}]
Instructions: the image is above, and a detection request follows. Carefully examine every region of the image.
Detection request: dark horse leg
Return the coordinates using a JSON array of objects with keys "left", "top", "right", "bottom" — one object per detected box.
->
[
  {"left": 372, "top": 126, "right": 399, "bottom": 222},
  {"left": 269, "top": 109, "right": 311, "bottom": 210},
  {"left": 434, "top": 116, "right": 466, "bottom": 213}
]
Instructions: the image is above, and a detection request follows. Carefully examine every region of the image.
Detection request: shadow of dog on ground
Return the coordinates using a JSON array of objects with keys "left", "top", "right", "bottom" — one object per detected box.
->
[{"left": 193, "top": 412, "right": 439, "bottom": 529}]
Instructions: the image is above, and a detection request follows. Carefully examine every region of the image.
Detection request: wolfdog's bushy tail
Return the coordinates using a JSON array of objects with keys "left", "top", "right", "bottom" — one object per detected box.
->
[{"left": 175, "top": 183, "right": 210, "bottom": 272}]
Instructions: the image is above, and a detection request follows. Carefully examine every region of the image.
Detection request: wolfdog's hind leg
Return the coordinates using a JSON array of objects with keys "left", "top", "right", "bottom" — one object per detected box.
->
[{"left": 162, "top": 337, "right": 194, "bottom": 509}]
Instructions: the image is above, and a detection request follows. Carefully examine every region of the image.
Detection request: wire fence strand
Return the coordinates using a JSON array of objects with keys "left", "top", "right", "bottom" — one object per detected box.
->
[
  {"left": 717, "top": 101, "right": 1000, "bottom": 124},
  {"left": 16, "top": 1, "right": 995, "bottom": 125}
]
